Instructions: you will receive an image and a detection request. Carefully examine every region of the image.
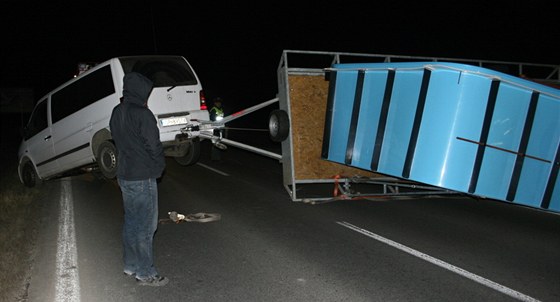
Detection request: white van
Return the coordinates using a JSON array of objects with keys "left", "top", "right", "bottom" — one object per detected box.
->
[{"left": 18, "top": 55, "right": 210, "bottom": 187}]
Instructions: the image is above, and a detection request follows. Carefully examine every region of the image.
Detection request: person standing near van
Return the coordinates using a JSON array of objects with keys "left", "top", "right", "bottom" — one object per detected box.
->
[
  {"left": 209, "top": 97, "right": 225, "bottom": 161},
  {"left": 109, "top": 72, "right": 168, "bottom": 286},
  {"left": 209, "top": 97, "right": 225, "bottom": 122}
]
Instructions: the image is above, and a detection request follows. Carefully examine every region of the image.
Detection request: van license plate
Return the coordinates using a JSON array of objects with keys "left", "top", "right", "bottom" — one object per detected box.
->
[{"left": 160, "top": 116, "right": 188, "bottom": 127}]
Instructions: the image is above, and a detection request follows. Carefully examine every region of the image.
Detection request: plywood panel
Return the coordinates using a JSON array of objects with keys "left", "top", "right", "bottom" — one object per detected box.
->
[{"left": 288, "top": 74, "right": 379, "bottom": 180}]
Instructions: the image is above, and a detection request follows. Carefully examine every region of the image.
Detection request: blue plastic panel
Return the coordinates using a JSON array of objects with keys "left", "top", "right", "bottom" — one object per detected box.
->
[
  {"left": 323, "top": 62, "right": 560, "bottom": 212},
  {"left": 350, "top": 71, "right": 387, "bottom": 168},
  {"left": 326, "top": 70, "right": 356, "bottom": 163}
]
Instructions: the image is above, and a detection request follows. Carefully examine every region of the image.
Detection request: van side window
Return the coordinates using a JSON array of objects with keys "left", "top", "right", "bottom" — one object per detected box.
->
[
  {"left": 25, "top": 99, "right": 48, "bottom": 140},
  {"left": 51, "top": 65, "right": 115, "bottom": 124}
]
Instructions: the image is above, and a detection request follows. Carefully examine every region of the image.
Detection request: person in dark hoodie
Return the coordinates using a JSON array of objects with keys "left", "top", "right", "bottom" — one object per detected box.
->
[{"left": 109, "top": 72, "right": 168, "bottom": 286}]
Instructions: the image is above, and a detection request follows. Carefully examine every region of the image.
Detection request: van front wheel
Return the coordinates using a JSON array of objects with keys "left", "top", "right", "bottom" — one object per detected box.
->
[
  {"left": 97, "top": 141, "right": 118, "bottom": 179},
  {"left": 22, "top": 161, "right": 42, "bottom": 187}
]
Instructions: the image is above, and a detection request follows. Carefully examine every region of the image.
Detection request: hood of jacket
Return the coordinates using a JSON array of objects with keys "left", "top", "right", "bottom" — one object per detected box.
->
[{"left": 123, "top": 72, "right": 153, "bottom": 106}]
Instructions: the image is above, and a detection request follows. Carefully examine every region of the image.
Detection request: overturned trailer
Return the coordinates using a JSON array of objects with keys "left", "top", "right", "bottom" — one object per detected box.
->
[
  {"left": 210, "top": 50, "right": 560, "bottom": 212},
  {"left": 278, "top": 50, "right": 560, "bottom": 211}
]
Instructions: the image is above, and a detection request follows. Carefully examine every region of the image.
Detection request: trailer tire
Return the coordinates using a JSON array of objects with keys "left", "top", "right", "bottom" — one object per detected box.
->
[
  {"left": 269, "top": 109, "right": 289, "bottom": 142},
  {"left": 174, "top": 138, "right": 201, "bottom": 166},
  {"left": 97, "top": 141, "right": 118, "bottom": 179}
]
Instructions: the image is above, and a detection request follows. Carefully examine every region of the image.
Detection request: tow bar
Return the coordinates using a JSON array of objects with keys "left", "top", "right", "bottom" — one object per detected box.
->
[{"left": 198, "top": 97, "right": 284, "bottom": 161}]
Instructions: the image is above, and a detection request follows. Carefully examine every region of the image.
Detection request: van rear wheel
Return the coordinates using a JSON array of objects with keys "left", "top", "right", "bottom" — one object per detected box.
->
[
  {"left": 97, "top": 141, "right": 118, "bottom": 179},
  {"left": 174, "top": 139, "right": 201, "bottom": 166}
]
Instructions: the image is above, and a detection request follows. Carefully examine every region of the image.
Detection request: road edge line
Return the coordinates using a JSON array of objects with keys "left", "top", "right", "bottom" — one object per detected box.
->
[{"left": 55, "top": 179, "right": 81, "bottom": 302}]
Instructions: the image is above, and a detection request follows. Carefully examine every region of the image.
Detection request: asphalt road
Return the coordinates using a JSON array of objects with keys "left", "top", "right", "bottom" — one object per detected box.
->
[{"left": 26, "top": 138, "right": 560, "bottom": 302}]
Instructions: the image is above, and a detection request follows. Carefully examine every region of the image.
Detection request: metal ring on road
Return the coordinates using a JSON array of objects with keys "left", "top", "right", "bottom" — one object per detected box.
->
[
  {"left": 185, "top": 212, "right": 221, "bottom": 223},
  {"left": 160, "top": 211, "right": 221, "bottom": 224}
]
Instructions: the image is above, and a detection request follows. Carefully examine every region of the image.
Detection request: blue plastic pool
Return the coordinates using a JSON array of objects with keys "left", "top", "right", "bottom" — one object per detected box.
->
[{"left": 322, "top": 62, "right": 560, "bottom": 212}]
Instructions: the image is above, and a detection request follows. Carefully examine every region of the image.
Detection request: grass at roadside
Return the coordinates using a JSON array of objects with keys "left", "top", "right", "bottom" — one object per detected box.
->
[{"left": 0, "top": 163, "right": 41, "bottom": 302}]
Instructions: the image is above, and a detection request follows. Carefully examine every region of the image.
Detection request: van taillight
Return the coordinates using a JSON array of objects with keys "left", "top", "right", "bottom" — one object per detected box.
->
[{"left": 199, "top": 90, "right": 207, "bottom": 110}]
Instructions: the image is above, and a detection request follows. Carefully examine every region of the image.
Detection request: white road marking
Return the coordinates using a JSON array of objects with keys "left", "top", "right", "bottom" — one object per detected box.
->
[
  {"left": 55, "top": 179, "right": 81, "bottom": 302},
  {"left": 196, "top": 163, "right": 230, "bottom": 176},
  {"left": 337, "top": 221, "right": 540, "bottom": 302}
]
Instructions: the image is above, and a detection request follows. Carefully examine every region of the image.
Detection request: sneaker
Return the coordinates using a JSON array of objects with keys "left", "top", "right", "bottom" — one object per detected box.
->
[{"left": 136, "top": 275, "right": 169, "bottom": 287}]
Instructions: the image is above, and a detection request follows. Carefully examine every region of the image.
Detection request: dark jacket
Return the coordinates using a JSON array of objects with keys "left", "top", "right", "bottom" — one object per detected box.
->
[{"left": 109, "top": 72, "right": 165, "bottom": 180}]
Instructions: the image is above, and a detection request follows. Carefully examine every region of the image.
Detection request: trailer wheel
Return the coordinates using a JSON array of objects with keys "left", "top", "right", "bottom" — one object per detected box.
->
[
  {"left": 21, "top": 161, "right": 42, "bottom": 188},
  {"left": 269, "top": 109, "right": 289, "bottom": 142},
  {"left": 174, "top": 138, "right": 201, "bottom": 166},
  {"left": 97, "top": 141, "right": 118, "bottom": 179}
]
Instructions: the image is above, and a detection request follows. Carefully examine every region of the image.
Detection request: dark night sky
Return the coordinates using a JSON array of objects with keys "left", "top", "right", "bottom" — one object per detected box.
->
[{"left": 1, "top": 1, "right": 558, "bottom": 112}]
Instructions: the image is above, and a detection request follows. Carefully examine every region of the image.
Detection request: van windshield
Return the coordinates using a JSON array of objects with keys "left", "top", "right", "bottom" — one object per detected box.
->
[{"left": 119, "top": 56, "right": 198, "bottom": 88}]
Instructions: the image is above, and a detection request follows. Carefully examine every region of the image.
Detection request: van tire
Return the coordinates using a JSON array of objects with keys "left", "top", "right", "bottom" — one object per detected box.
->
[
  {"left": 174, "top": 139, "right": 200, "bottom": 166},
  {"left": 22, "top": 161, "right": 42, "bottom": 188},
  {"left": 97, "top": 141, "right": 118, "bottom": 179},
  {"left": 269, "top": 109, "right": 289, "bottom": 142}
]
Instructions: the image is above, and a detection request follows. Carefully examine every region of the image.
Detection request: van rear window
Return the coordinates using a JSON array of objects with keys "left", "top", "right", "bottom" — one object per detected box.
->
[{"left": 119, "top": 56, "right": 198, "bottom": 87}]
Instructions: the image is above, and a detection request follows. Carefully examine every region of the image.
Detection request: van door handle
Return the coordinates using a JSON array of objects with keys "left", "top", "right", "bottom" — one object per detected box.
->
[
  {"left": 44, "top": 135, "right": 52, "bottom": 141},
  {"left": 86, "top": 122, "right": 93, "bottom": 132}
]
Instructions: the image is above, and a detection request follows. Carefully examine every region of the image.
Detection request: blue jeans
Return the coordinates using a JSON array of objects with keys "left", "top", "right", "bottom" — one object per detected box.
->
[{"left": 118, "top": 178, "right": 159, "bottom": 279}]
